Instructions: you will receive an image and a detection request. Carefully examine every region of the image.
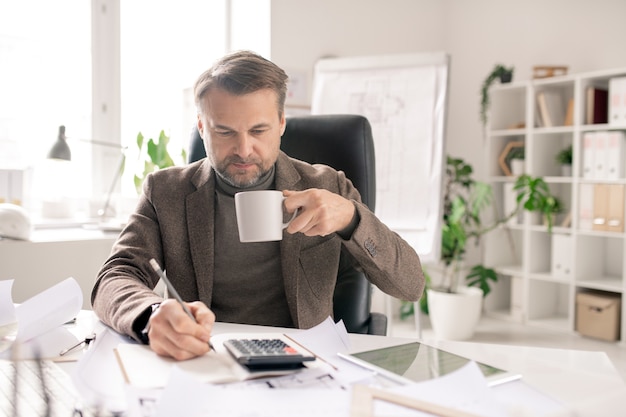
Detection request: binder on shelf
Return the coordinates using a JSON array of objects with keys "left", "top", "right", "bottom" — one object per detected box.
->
[
  {"left": 551, "top": 234, "right": 573, "bottom": 279},
  {"left": 536, "top": 91, "right": 565, "bottom": 127},
  {"left": 578, "top": 183, "right": 594, "bottom": 231},
  {"left": 607, "top": 184, "right": 625, "bottom": 233},
  {"left": 585, "top": 87, "right": 608, "bottom": 124},
  {"left": 592, "top": 183, "right": 609, "bottom": 232},
  {"left": 593, "top": 130, "right": 609, "bottom": 180},
  {"left": 582, "top": 132, "right": 595, "bottom": 179},
  {"left": 609, "top": 77, "right": 626, "bottom": 127},
  {"left": 606, "top": 131, "right": 626, "bottom": 180}
]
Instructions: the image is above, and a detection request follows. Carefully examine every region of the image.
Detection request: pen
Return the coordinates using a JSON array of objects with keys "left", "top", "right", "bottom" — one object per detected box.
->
[{"left": 149, "top": 258, "right": 195, "bottom": 321}]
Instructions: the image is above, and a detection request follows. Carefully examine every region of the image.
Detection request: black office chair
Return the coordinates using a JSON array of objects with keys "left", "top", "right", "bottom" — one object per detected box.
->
[{"left": 188, "top": 114, "right": 387, "bottom": 335}]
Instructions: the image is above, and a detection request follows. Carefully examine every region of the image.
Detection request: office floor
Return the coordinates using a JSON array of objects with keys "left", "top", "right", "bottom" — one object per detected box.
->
[{"left": 390, "top": 314, "right": 626, "bottom": 382}]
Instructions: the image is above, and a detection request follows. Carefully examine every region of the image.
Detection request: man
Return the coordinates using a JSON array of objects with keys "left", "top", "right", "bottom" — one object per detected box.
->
[{"left": 91, "top": 50, "right": 424, "bottom": 361}]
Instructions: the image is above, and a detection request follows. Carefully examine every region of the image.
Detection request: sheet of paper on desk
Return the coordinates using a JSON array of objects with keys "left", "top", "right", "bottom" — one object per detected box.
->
[
  {"left": 116, "top": 343, "right": 248, "bottom": 387},
  {"left": 285, "top": 316, "right": 351, "bottom": 357},
  {"left": 150, "top": 360, "right": 562, "bottom": 417},
  {"left": 72, "top": 327, "right": 129, "bottom": 414},
  {"left": 14, "top": 276, "right": 82, "bottom": 342},
  {"left": 0, "top": 277, "right": 82, "bottom": 359},
  {"left": 117, "top": 318, "right": 374, "bottom": 390},
  {"left": 117, "top": 332, "right": 318, "bottom": 389}
]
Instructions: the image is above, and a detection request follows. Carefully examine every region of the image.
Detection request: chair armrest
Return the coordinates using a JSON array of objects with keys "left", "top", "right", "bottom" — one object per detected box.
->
[{"left": 368, "top": 312, "right": 388, "bottom": 336}]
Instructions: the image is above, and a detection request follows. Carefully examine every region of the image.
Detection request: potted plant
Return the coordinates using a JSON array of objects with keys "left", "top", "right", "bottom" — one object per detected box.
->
[
  {"left": 555, "top": 144, "right": 573, "bottom": 176},
  {"left": 480, "top": 64, "right": 515, "bottom": 128},
  {"left": 133, "top": 130, "right": 187, "bottom": 194},
  {"left": 514, "top": 174, "right": 562, "bottom": 230},
  {"left": 404, "top": 156, "right": 559, "bottom": 340}
]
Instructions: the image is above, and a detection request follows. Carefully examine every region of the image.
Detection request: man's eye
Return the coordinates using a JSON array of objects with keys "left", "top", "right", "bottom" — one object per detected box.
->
[
  {"left": 251, "top": 129, "right": 267, "bottom": 135},
  {"left": 215, "top": 130, "right": 233, "bottom": 136}
]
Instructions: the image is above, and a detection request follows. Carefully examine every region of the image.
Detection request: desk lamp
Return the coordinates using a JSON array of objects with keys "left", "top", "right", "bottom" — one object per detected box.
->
[{"left": 47, "top": 125, "right": 126, "bottom": 222}]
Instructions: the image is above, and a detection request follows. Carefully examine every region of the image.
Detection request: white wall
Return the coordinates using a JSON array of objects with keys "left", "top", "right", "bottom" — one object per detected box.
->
[
  {"left": 270, "top": 0, "right": 446, "bottom": 101},
  {"left": 270, "top": 0, "right": 626, "bottom": 264}
]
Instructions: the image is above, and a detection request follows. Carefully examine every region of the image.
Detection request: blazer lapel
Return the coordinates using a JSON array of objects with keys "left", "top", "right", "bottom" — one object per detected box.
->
[{"left": 187, "top": 161, "right": 216, "bottom": 305}]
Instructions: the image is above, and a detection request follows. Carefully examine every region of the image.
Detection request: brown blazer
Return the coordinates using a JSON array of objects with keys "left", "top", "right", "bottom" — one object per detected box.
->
[{"left": 91, "top": 152, "right": 424, "bottom": 340}]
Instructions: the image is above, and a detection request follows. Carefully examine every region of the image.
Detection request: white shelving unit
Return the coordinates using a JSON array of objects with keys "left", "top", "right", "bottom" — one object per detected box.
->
[{"left": 483, "top": 67, "right": 626, "bottom": 344}]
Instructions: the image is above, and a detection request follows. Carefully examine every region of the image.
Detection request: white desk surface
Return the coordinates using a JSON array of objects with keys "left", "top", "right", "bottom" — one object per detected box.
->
[{"left": 62, "top": 312, "right": 626, "bottom": 416}]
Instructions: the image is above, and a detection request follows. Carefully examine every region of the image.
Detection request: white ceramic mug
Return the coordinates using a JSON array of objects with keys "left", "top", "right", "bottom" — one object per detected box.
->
[{"left": 234, "top": 190, "right": 297, "bottom": 242}]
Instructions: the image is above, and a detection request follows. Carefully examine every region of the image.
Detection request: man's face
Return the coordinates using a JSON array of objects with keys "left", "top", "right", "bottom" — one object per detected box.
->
[{"left": 197, "top": 88, "right": 285, "bottom": 188}]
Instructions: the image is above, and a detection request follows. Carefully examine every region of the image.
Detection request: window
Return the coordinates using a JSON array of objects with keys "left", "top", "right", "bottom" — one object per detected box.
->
[
  {"left": 119, "top": 0, "right": 228, "bottom": 196},
  {"left": 0, "top": 0, "right": 270, "bottom": 221},
  {"left": 0, "top": 0, "right": 91, "bottom": 216}
]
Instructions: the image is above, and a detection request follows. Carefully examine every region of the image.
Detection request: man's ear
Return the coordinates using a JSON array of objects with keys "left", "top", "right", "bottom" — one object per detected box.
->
[
  {"left": 197, "top": 116, "right": 204, "bottom": 139},
  {"left": 279, "top": 114, "right": 286, "bottom": 136}
]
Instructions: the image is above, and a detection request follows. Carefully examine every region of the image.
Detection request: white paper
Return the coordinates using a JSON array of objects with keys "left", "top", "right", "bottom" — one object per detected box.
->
[
  {"left": 150, "top": 360, "right": 567, "bottom": 417},
  {"left": 72, "top": 327, "right": 129, "bottom": 413},
  {"left": 116, "top": 343, "right": 244, "bottom": 388},
  {"left": 15, "top": 276, "right": 83, "bottom": 342},
  {"left": 156, "top": 366, "right": 351, "bottom": 417},
  {"left": 285, "top": 317, "right": 351, "bottom": 358}
]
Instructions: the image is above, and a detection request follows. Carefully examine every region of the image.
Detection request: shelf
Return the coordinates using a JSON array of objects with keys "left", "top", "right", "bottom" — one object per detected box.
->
[
  {"left": 576, "top": 278, "right": 623, "bottom": 293},
  {"left": 581, "top": 123, "right": 611, "bottom": 132},
  {"left": 529, "top": 273, "right": 571, "bottom": 285},
  {"left": 490, "top": 128, "right": 526, "bottom": 137},
  {"left": 576, "top": 229, "right": 626, "bottom": 238},
  {"left": 532, "top": 126, "right": 574, "bottom": 135},
  {"left": 484, "top": 66, "right": 626, "bottom": 344},
  {"left": 495, "top": 265, "right": 523, "bottom": 276}
]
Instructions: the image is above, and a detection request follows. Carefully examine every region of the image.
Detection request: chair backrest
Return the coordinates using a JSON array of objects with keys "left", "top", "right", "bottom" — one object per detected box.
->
[{"left": 188, "top": 114, "right": 385, "bottom": 334}]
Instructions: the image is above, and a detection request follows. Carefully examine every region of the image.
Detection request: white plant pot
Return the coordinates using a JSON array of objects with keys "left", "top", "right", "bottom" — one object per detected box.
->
[
  {"left": 561, "top": 164, "right": 572, "bottom": 177},
  {"left": 510, "top": 159, "right": 525, "bottom": 175},
  {"left": 427, "top": 286, "right": 483, "bottom": 341}
]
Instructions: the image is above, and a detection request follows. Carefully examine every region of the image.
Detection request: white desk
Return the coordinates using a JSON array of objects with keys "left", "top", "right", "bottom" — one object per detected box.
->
[{"left": 59, "top": 313, "right": 626, "bottom": 417}]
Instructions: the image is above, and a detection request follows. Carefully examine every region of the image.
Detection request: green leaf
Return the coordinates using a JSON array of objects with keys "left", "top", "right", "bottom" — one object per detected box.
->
[
  {"left": 133, "top": 174, "right": 143, "bottom": 194},
  {"left": 136, "top": 132, "right": 144, "bottom": 151},
  {"left": 399, "top": 301, "right": 415, "bottom": 320},
  {"left": 466, "top": 265, "right": 498, "bottom": 297}
]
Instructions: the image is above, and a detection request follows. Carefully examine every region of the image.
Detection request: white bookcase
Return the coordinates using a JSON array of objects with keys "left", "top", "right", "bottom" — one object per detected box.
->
[{"left": 483, "top": 67, "right": 626, "bottom": 344}]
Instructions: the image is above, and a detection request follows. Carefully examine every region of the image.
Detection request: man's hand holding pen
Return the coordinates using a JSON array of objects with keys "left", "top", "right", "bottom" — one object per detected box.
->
[{"left": 147, "top": 299, "right": 215, "bottom": 361}]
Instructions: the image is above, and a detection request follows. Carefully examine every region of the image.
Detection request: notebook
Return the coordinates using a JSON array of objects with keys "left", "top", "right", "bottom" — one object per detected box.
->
[{"left": 338, "top": 342, "right": 521, "bottom": 387}]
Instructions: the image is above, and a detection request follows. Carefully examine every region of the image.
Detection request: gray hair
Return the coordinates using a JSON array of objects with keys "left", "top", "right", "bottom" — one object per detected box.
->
[{"left": 194, "top": 50, "right": 289, "bottom": 117}]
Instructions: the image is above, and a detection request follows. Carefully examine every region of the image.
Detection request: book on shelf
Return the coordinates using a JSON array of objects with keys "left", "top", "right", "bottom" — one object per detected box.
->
[
  {"left": 586, "top": 87, "right": 608, "bottom": 124},
  {"left": 564, "top": 98, "right": 574, "bottom": 126},
  {"left": 536, "top": 91, "right": 565, "bottom": 127}
]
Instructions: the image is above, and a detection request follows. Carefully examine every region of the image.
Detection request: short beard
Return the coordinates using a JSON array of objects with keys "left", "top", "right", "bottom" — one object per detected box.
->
[{"left": 211, "top": 155, "right": 269, "bottom": 188}]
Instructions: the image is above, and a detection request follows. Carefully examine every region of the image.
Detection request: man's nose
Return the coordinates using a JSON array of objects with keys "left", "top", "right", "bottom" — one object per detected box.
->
[{"left": 234, "top": 134, "right": 253, "bottom": 158}]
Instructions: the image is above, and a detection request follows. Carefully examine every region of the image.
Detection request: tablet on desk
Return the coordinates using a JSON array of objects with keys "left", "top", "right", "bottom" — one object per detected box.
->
[{"left": 339, "top": 342, "right": 521, "bottom": 387}]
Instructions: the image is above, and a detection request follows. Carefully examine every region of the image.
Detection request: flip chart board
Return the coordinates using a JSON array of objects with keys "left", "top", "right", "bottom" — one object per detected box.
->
[{"left": 311, "top": 52, "right": 449, "bottom": 263}]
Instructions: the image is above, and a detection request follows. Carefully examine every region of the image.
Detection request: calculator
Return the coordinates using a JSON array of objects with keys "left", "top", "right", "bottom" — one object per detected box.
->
[{"left": 223, "top": 338, "right": 316, "bottom": 368}]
